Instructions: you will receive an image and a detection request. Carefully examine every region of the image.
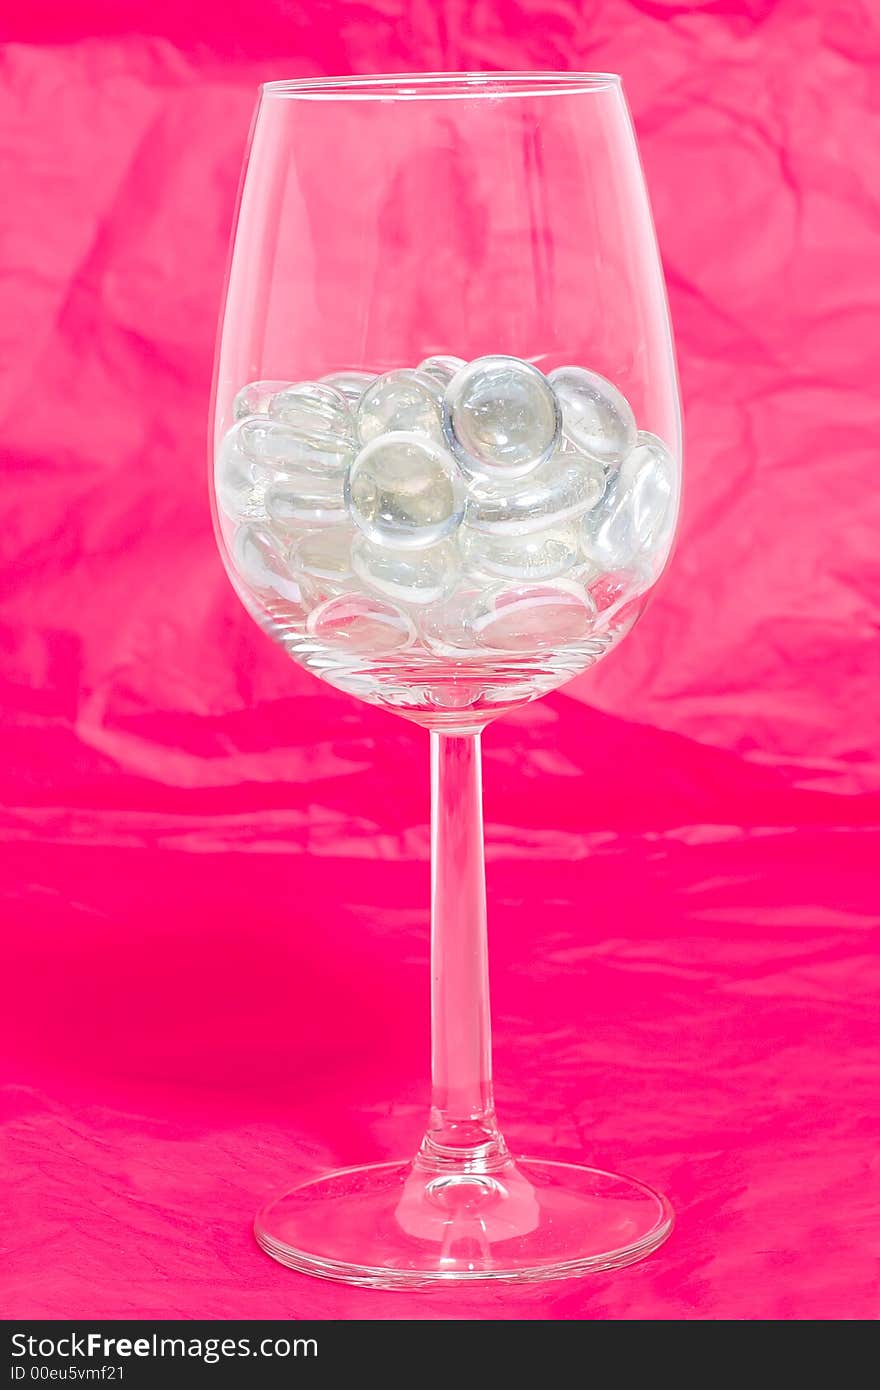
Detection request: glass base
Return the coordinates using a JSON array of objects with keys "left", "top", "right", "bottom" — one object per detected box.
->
[{"left": 254, "top": 1157, "right": 673, "bottom": 1288}]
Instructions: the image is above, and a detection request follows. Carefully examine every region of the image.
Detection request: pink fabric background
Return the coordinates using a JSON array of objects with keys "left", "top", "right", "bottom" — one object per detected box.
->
[{"left": 2, "top": 0, "right": 878, "bottom": 1321}]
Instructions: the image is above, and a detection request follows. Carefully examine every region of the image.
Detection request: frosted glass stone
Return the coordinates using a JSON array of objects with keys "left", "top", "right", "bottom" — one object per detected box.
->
[
  {"left": 356, "top": 369, "right": 443, "bottom": 444},
  {"left": 214, "top": 430, "right": 266, "bottom": 522},
  {"left": 460, "top": 523, "right": 580, "bottom": 582},
  {"left": 351, "top": 534, "right": 460, "bottom": 607},
  {"left": 463, "top": 445, "right": 605, "bottom": 536},
  {"left": 236, "top": 418, "right": 354, "bottom": 474},
  {"left": 417, "top": 354, "right": 467, "bottom": 386},
  {"left": 346, "top": 432, "right": 465, "bottom": 550},
  {"left": 581, "top": 431, "right": 674, "bottom": 570},
  {"left": 320, "top": 369, "right": 376, "bottom": 402},
  {"left": 443, "top": 355, "right": 560, "bottom": 477},
  {"left": 232, "top": 525, "right": 302, "bottom": 602},
  {"left": 290, "top": 528, "right": 356, "bottom": 590},
  {"left": 307, "top": 592, "right": 415, "bottom": 653},
  {"left": 548, "top": 366, "right": 637, "bottom": 466},
  {"left": 232, "top": 380, "right": 289, "bottom": 420},
  {"left": 471, "top": 580, "right": 597, "bottom": 652},
  {"left": 265, "top": 468, "right": 348, "bottom": 534},
  {"left": 269, "top": 382, "right": 354, "bottom": 437}
]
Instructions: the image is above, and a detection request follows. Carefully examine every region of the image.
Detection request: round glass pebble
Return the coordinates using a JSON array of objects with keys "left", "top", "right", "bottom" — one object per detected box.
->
[
  {"left": 443, "top": 355, "right": 561, "bottom": 477},
  {"left": 548, "top": 366, "right": 637, "bottom": 466},
  {"left": 290, "top": 527, "right": 356, "bottom": 589},
  {"left": 346, "top": 432, "right": 465, "bottom": 550},
  {"left": 417, "top": 588, "right": 490, "bottom": 656},
  {"left": 471, "top": 580, "right": 597, "bottom": 652},
  {"left": 581, "top": 430, "right": 674, "bottom": 570},
  {"left": 237, "top": 417, "right": 354, "bottom": 474},
  {"left": 352, "top": 535, "right": 460, "bottom": 607},
  {"left": 417, "top": 354, "right": 466, "bottom": 387},
  {"left": 460, "top": 523, "right": 580, "bottom": 582},
  {"left": 356, "top": 369, "right": 443, "bottom": 444},
  {"left": 624, "top": 431, "right": 676, "bottom": 552},
  {"left": 215, "top": 428, "right": 267, "bottom": 522},
  {"left": 307, "top": 592, "right": 414, "bottom": 653},
  {"left": 232, "top": 379, "right": 289, "bottom": 420},
  {"left": 265, "top": 468, "right": 348, "bottom": 534},
  {"left": 269, "top": 382, "right": 354, "bottom": 437},
  {"left": 233, "top": 524, "right": 302, "bottom": 602},
  {"left": 463, "top": 445, "right": 605, "bottom": 536},
  {"left": 320, "top": 369, "right": 376, "bottom": 402}
]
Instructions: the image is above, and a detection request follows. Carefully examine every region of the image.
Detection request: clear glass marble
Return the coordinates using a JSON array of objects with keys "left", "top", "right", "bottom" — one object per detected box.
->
[
  {"left": 236, "top": 417, "right": 354, "bottom": 474},
  {"left": 232, "top": 379, "right": 289, "bottom": 420},
  {"left": 265, "top": 470, "right": 348, "bottom": 533},
  {"left": 460, "top": 523, "right": 581, "bottom": 581},
  {"left": 346, "top": 432, "right": 464, "bottom": 549},
  {"left": 269, "top": 382, "right": 354, "bottom": 436},
  {"left": 290, "top": 527, "right": 357, "bottom": 595},
  {"left": 416, "top": 586, "right": 490, "bottom": 655},
  {"left": 214, "top": 430, "right": 267, "bottom": 523},
  {"left": 212, "top": 72, "right": 683, "bottom": 1290},
  {"left": 356, "top": 369, "right": 444, "bottom": 444},
  {"left": 463, "top": 445, "right": 606, "bottom": 535},
  {"left": 307, "top": 591, "right": 414, "bottom": 652},
  {"left": 548, "top": 365, "right": 637, "bottom": 465},
  {"left": 320, "top": 369, "right": 376, "bottom": 401},
  {"left": 233, "top": 524, "right": 303, "bottom": 602},
  {"left": 352, "top": 534, "right": 460, "bottom": 606},
  {"left": 470, "top": 579, "right": 598, "bottom": 652},
  {"left": 443, "top": 355, "right": 561, "bottom": 477},
  {"left": 581, "top": 430, "right": 674, "bottom": 571},
  {"left": 418, "top": 354, "right": 467, "bottom": 386}
]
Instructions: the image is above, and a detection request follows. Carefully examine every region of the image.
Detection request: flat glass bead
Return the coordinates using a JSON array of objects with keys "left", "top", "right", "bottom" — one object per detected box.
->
[
  {"left": 623, "top": 431, "right": 676, "bottom": 551},
  {"left": 460, "top": 523, "right": 580, "bottom": 581},
  {"left": 232, "top": 525, "right": 302, "bottom": 602},
  {"left": 265, "top": 469, "right": 348, "bottom": 534},
  {"left": 351, "top": 534, "right": 460, "bottom": 607},
  {"left": 320, "top": 370, "right": 376, "bottom": 402},
  {"left": 290, "top": 528, "right": 356, "bottom": 586},
  {"left": 548, "top": 366, "right": 637, "bottom": 465},
  {"left": 443, "top": 355, "right": 560, "bottom": 477},
  {"left": 356, "top": 369, "right": 443, "bottom": 444},
  {"left": 346, "top": 432, "right": 464, "bottom": 550},
  {"left": 232, "top": 380, "right": 289, "bottom": 420},
  {"left": 463, "top": 445, "right": 605, "bottom": 536},
  {"left": 306, "top": 592, "right": 415, "bottom": 653},
  {"left": 471, "top": 580, "right": 597, "bottom": 652},
  {"left": 581, "top": 430, "right": 674, "bottom": 570},
  {"left": 214, "top": 429, "right": 266, "bottom": 522},
  {"left": 236, "top": 417, "right": 354, "bottom": 474},
  {"left": 417, "top": 354, "right": 467, "bottom": 386},
  {"left": 269, "top": 381, "right": 354, "bottom": 437},
  {"left": 417, "top": 588, "right": 487, "bottom": 656}
]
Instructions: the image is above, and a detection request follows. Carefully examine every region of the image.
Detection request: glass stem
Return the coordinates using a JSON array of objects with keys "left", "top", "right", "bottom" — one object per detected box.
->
[{"left": 418, "top": 731, "right": 509, "bottom": 1174}]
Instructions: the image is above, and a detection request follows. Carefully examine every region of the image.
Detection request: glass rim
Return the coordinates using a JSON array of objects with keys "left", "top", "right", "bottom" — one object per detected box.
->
[{"left": 260, "top": 71, "right": 623, "bottom": 101}]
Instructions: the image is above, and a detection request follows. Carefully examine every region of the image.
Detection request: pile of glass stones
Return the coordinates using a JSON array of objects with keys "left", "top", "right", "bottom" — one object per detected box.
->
[{"left": 215, "top": 355, "right": 675, "bottom": 656}]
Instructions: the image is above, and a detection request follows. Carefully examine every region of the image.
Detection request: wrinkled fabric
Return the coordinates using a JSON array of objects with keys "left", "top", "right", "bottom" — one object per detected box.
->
[{"left": 1, "top": 1, "right": 879, "bottom": 1321}]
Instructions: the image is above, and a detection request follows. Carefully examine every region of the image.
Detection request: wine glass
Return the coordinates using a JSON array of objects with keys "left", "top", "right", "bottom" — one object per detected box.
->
[{"left": 211, "top": 72, "right": 682, "bottom": 1287}]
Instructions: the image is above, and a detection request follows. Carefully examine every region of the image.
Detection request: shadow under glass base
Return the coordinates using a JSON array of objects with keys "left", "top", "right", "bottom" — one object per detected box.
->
[{"left": 254, "top": 1156, "right": 673, "bottom": 1288}]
